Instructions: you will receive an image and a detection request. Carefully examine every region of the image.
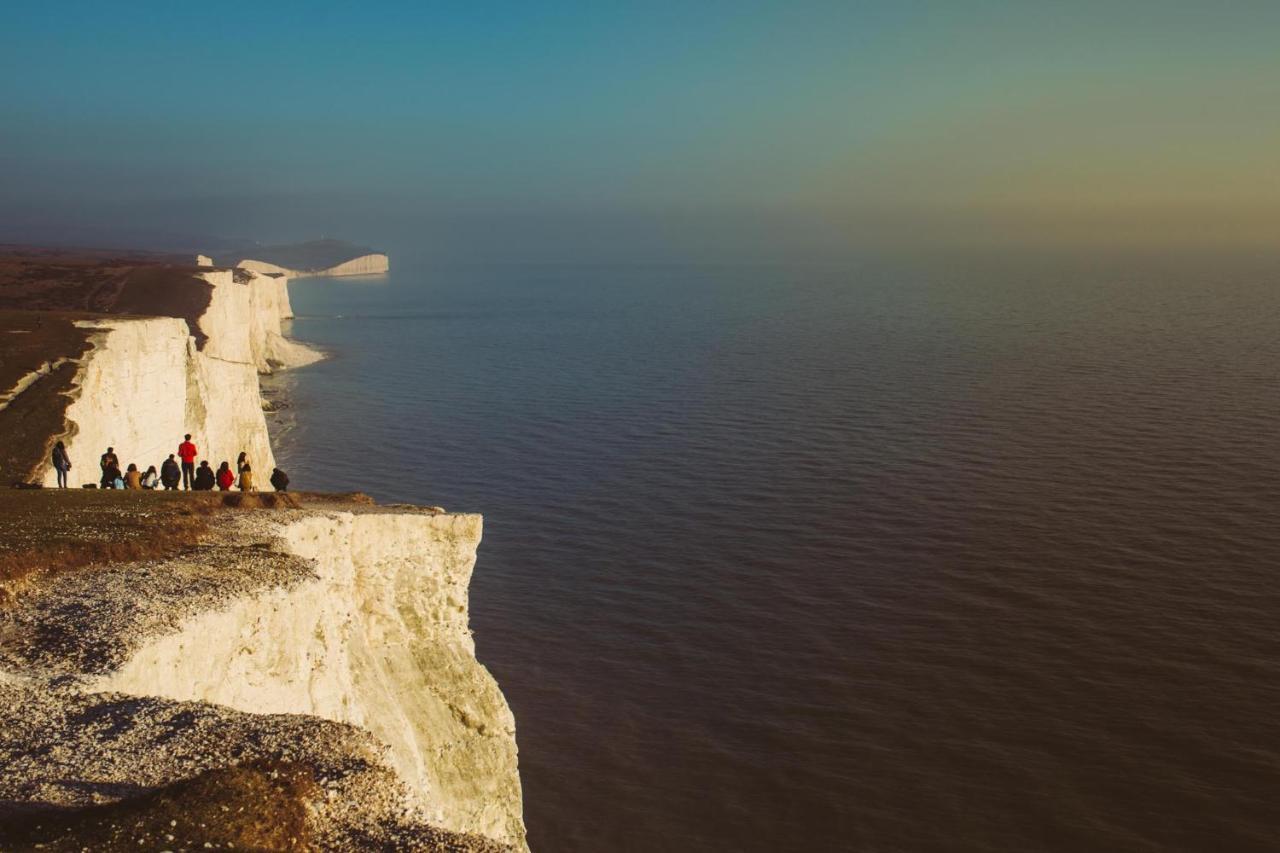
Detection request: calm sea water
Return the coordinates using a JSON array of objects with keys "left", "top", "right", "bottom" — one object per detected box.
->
[{"left": 270, "top": 252, "right": 1280, "bottom": 853}]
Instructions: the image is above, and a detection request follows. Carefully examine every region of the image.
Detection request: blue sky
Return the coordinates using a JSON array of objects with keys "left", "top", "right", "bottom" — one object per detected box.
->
[{"left": 3, "top": 2, "right": 1279, "bottom": 257}]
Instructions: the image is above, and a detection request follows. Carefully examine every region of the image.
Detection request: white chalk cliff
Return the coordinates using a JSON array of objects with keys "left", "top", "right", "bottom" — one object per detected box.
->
[
  {"left": 14, "top": 266, "right": 527, "bottom": 849},
  {"left": 40, "top": 268, "right": 318, "bottom": 488},
  {"left": 93, "top": 509, "right": 525, "bottom": 847},
  {"left": 235, "top": 253, "right": 390, "bottom": 278},
  {"left": 0, "top": 504, "right": 526, "bottom": 850}
]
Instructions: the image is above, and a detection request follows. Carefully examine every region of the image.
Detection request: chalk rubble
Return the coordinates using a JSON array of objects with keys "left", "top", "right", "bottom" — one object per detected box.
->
[{"left": 0, "top": 507, "right": 525, "bottom": 850}]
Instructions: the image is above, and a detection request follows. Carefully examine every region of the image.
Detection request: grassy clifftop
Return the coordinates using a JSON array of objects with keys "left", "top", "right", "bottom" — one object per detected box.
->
[{"left": 0, "top": 249, "right": 221, "bottom": 487}]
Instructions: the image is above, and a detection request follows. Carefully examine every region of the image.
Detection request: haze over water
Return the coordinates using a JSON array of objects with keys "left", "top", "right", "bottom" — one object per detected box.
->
[{"left": 272, "top": 250, "right": 1280, "bottom": 852}]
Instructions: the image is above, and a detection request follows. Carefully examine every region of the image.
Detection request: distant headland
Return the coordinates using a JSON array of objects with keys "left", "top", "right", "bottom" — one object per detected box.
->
[{"left": 203, "top": 238, "right": 390, "bottom": 278}]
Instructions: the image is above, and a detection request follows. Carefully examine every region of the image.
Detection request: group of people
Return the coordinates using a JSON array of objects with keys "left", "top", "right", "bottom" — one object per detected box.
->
[{"left": 50, "top": 434, "right": 290, "bottom": 493}]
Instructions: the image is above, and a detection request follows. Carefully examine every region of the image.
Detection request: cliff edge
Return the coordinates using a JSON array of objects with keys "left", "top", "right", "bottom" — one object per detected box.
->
[
  {"left": 0, "top": 252, "right": 322, "bottom": 487},
  {"left": 0, "top": 249, "right": 526, "bottom": 851},
  {"left": 0, "top": 494, "right": 524, "bottom": 850}
]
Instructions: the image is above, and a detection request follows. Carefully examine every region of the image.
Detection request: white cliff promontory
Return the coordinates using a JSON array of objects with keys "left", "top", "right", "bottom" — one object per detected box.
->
[
  {"left": 0, "top": 501, "right": 527, "bottom": 850},
  {"left": 200, "top": 267, "right": 322, "bottom": 373},
  {"left": 40, "top": 315, "right": 275, "bottom": 487},
  {"left": 39, "top": 268, "right": 321, "bottom": 487},
  {"left": 319, "top": 253, "right": 390, "bottom": 276},
  {"left": 235, "top": 253, "right": 390, "bottom": 278},
  {"left": 96, "top": 510, "right": 525, "bottom": 848}
]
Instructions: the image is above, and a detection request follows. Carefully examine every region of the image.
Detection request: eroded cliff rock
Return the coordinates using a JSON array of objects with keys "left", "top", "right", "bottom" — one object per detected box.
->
[
  {"left": 0, "top": 502, "right": 524, "bottom": 850},
  {"left": 37, "top": 268, "right": 321, "bottom": 487}
]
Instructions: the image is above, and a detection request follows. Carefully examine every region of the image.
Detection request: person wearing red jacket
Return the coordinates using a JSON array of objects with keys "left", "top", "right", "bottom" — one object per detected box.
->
[
  {"left": 177, "top": 434, "right": 198, "bottom": 490},
  {"left": 216, "top": 461, "right": 235, "bottom": 491}
]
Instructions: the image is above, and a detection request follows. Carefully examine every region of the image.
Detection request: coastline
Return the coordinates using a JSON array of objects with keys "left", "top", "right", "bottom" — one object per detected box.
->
[{"left": 0, "top": 252, "right": 527, "bottom": 851}]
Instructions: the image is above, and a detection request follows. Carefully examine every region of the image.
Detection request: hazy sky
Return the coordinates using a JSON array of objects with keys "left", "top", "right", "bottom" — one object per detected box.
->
[{"left": 3, "top": 2, "right": 1279, "bottom": 259}]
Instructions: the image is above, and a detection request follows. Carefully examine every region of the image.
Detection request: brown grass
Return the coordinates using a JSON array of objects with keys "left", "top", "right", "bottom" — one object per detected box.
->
[
  {"left": 0, "top": 311, "right": 96, "bottom": 485},
  {"left": 220, "top": 491, "right": 302, "bottom": 510},
  {"left": 0, "top": 490, "right": 380, "bottom": 605},
  {"left": 0, "top": 249, "right": 219, "bottom": 486},
  {"left": 0, "top": 491, "right": 222, "bottom": 605},
  {"left": 0, "top": 249, "right": 214, "bottom": 347},
  {"left": 0, "top": 759, "right": 318, "bottom": 851}
]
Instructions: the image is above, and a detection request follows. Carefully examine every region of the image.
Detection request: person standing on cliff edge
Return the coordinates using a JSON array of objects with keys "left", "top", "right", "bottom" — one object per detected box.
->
[
  {"left": 51, "top": 441, "right": 71, "bottom": 488},
  {"left": 177, "top": 434, "right": 198, "bottom": 491}
]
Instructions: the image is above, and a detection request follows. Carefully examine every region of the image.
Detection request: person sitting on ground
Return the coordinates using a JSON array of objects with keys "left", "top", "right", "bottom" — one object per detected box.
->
[
  {"left": 216, "top": 461, "right": 235, "bottom": 491},
  {"left": 101, "top": 459, "right": 122, "bottom": 489},
  {"left": 160, "top": 454, "right": 181, "bottom": 490},
  {"left": 124, "top": 463, "right": 143, "bottom": 490},
  {"left": 270, "top": 467, "right": 289, "bottom": 492},
  {"left": 140, "top": 465, "right": 160, "bottom": 489},
  {"left": 178, "top": 434, "right": 199, "bottom": 491},
  {"left": 239, "top": 463, "right": 255, "bottom": 492},
  {"left": 51, "top": 441, "right": 71, "bottom": 489},
  {"left": 193, "top": 460, "right": 216, "bottom": 491},
  {"left": 100, "top": 446, "right": 118, "bottom": 474}
]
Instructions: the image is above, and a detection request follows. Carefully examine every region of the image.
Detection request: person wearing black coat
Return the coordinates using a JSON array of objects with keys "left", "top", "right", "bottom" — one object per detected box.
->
[
  {"left": 192, "top": 461, "right": 216, "bottom": 491},
  {"left": 160, "top": 454, "right": 181, "bottom": 490},
  {"left": 270, "top": 468, "right": 289, "bottom": 492},
  {"left": 51, "top": 441, "right": 72, "bottom": 488}
]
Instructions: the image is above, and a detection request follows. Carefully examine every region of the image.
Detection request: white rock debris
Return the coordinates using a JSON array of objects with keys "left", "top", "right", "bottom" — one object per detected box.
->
[{"left": 0, "top": 506, "right": 526, "bottom": 850}]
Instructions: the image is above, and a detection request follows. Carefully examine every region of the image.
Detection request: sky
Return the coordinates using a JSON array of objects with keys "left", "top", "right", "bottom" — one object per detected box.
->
[{"left": 3, "top": 2, "right": 1279, "bottom": 260}]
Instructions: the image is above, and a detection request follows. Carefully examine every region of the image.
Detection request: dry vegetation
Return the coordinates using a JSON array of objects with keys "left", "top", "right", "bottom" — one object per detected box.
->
[
  {"left": 0, "top": 311, "right": 94, "bottom": 484},
  {"left": 0, "top": 490, "right": 377, "bottom": 605},
  {"left": 0, "top": 490, "right": 224, "bottom": 604},
  {"left": 0, "top": 248, "right": 224, "bottom": 487},
  {"left": 0, "top": 247, "right": 213, "bottom": 346}
]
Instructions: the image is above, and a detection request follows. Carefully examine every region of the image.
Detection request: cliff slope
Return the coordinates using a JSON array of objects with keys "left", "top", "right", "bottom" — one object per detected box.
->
[{"left": 0, "top": 493, "right": 524, "bottom": 850}]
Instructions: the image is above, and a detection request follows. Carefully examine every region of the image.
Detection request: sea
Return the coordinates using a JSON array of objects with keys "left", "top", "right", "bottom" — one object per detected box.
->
[{"left": 268, "top": 250, "right": 1280, "bottom": 852}]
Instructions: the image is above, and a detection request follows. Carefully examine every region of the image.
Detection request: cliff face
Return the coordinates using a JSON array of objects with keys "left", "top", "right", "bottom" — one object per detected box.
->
[
  {"left": 0, "top": 498, "right": 525, "bottom": 850},
  {"left": 0, "top": 250, "right": 528, "bottom": 849},
  {"left": 95, "top": 510, "right": 525, "bottom": 847},
  {"left": 201, "top": 268, "right": 320, "bottom": 373},
  {"left": 319, "top": 253, "right": 390, "bottom": 276},
  {"left": 38, "top": 268, "right": 320, "bottom": 487},
  {"left": 236, "top": 253, "right": 390, "bottom": 278}
]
